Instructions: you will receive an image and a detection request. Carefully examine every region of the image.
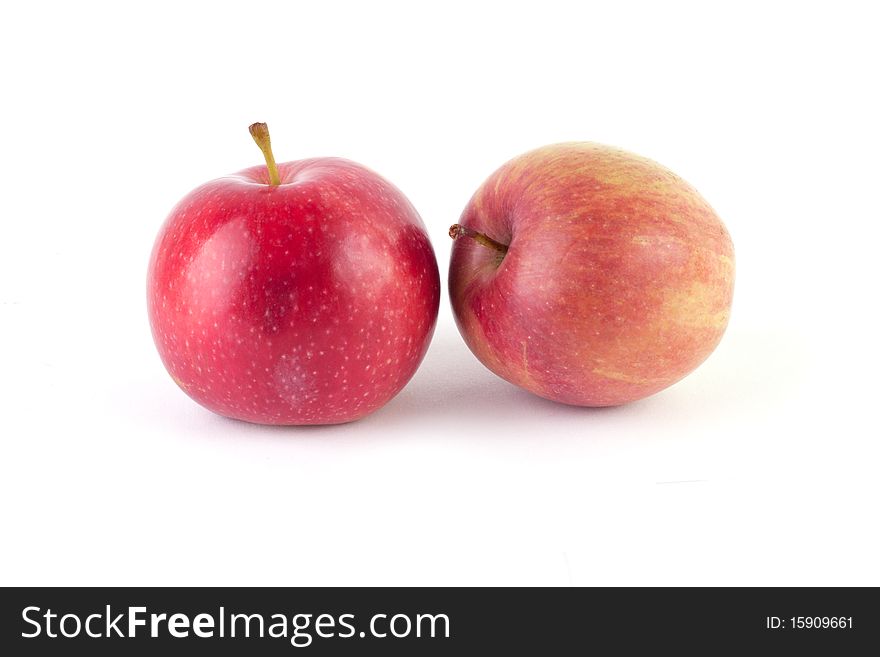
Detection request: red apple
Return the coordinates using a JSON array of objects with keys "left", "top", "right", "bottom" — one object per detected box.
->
[
  {"left": 148, "top": 124, "right": 440, "bottom": 425},
  {"left": 448, "top": 143, "right": 734, "bottom": 406}
]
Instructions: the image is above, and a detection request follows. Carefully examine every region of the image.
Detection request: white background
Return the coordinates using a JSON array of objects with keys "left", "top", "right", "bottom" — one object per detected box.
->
[{"left": 1, "top": 1, "right": 878, "bottom": 586}]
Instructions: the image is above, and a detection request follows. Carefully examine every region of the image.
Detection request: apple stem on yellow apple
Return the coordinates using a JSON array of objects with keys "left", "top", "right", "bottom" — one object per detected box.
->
[
  {"left": 248, "top": 122, "right": 281, "bottom": 186},
  {"left": 449, "top": 223, "right": 509, "bottom": 255}
]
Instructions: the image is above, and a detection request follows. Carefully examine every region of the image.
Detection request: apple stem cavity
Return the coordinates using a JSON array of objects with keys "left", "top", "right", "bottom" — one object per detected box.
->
[
  {"left": 249, "top": 122, "right": 281, "bottom": 187},
  {"left": 449, "top": 224, "right": 509, "bottom": 255}
]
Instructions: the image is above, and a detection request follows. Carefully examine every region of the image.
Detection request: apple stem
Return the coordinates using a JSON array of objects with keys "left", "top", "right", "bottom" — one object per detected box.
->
[
  {"left": 449, "top": 224, "right": 509, "bottom": 254},
  {"left": 248, "top": 122, "right": 281, "bottom": 187}
]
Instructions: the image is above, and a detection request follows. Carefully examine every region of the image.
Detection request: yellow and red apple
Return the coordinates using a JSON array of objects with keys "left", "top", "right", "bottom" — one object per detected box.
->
[{"left": 449, "top": 143, "right": 734, "bottom": 406}]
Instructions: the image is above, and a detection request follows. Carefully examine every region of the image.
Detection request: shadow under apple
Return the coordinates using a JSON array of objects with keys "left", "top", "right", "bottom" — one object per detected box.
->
[
  {"left": 368, "top": 320, "right": 811, "bottom": 436},
  {"left": 116, "top": 321, "right": 809, "bottom": 442},
  {"left": 365, "top": 329, "right": 634, "bottom": 432}
]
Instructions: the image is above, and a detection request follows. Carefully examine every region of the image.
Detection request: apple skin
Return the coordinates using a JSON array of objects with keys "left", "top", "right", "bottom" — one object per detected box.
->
[
  {"left": 449, "top": 143, "right": 734, "bottom": 407},
  {"left": 148, "top": 158, "right": 440, "bottom": 425}
]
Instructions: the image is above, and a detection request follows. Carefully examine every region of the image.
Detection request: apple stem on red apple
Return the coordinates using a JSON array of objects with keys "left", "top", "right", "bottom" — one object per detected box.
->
[
  {"left": 448, "top": 223, "right": 509, "bottom": 255},
  {"left": 248, "top": 122, "right": 281, "bottom": 187}
]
